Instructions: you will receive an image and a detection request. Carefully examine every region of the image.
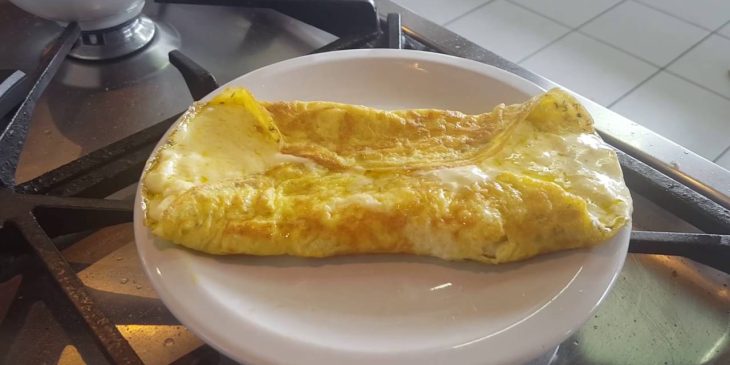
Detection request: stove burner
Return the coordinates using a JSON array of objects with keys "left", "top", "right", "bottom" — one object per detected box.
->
[{"left": 69, "top": 16, "right": 156, "bottom": 61}]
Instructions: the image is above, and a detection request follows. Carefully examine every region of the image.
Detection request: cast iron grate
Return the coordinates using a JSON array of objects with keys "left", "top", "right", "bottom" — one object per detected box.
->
[{"left": 0, "top": 3, "right": 728, "bottom": 364}]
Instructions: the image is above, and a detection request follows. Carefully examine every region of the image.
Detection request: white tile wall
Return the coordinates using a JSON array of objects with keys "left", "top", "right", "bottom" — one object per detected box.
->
[
  {"left": 521, "top": 32, "right": 656, "bottom": 105},
  {"left": 581, "top": 1, "right": 708, "bottom": 66},
  {"left": 612, "top": 72, "right": 730, "bottom": 160},
  {"left": 391, "top": 0, "right": 490, "bottom": 25},
  {"left": 447, "top": 0, "right": 569, "bottom": 62},
  {"left": 668, "top": 35, "right": 730, "bottom": 99},
  {"left": 636, "top": 0, "right": 730, "bottom": 30},
  {"left": 512, "top": 0, "right": 622, "bottom": 27}
]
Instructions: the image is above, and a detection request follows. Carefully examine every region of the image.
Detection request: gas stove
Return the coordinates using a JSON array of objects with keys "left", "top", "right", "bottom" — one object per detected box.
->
[{"left": 0, "top": 1, "right": 728, "bottom": 364}]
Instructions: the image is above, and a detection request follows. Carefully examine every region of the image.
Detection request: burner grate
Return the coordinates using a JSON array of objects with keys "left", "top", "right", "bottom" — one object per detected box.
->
[{"left": 0, "top": 22, "right": 144, "bottom": 365}]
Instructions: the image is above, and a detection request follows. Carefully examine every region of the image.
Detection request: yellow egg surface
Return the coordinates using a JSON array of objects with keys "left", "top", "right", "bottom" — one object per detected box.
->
[{"left": 141, "top": 87, "right": 632, "bottom": 264}]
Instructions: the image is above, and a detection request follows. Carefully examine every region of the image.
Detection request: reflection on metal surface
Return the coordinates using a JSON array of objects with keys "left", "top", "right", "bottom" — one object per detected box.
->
[
  {"left": 701, "top": 332, "right": 729, "bottom": 364},
  {"left": 69, "top": 16, "right": 156, "bottom": 61},
  {"left": 77, "top": 242, "right": 157, "bottom": 299},
  {"left": 546, "top": 194, "right": 730, "bottom": 364},
  {"left": 117, "top": 324, "right": 203, "bottom": 365},
  {"left": 645, "top": 255, "right": 729, "bottom": 303},
  {"left": 553, "top": 255, "right": 730, "bottom": 365},
  {"left": 4, "top": 302, "right": 73, "bottom": 364},
  {"left": 57, "top": 345, "right": 86, "bottom": 365},
  {"left": 63, "top": 224, "right": 135, "bottom": 265},
  {"left": 68, "top": 224, "right": 207, "bottom": 364}
]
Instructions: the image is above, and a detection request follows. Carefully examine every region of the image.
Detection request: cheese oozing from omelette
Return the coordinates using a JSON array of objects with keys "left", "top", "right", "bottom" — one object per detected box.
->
[{"left": 141, "top": 87, "right": 632, "bottom": 264}]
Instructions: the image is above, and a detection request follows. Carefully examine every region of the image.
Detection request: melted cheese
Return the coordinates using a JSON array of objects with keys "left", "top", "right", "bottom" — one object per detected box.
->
[
  {"left": 425, "top": 165, "right": 492, "bottom": 189},
  {"left": 143, "top": 96, "right": 312, "bottom": 221}
]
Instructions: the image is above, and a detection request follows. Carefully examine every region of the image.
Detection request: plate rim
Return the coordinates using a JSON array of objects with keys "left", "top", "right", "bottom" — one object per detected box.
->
[{"left": 134, "top": 49, "right": 630, "bottom": 365}]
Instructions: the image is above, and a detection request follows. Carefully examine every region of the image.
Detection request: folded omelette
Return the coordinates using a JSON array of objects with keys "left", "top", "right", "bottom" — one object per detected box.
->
[{"left": 141, "top": 87, "right": 632, "bottom": 264}]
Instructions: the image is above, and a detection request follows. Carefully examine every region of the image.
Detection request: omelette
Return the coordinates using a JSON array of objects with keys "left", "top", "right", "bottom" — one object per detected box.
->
[{"left": 140, "top": 87, "right": 632, "bottom": 264}]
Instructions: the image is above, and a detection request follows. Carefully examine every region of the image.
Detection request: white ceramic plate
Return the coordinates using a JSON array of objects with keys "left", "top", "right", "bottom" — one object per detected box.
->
[{"left": 134, "top": 50, "right": 630, "bottom": 365}]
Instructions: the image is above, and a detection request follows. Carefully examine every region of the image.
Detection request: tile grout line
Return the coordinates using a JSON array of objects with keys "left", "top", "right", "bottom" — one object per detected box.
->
[
  {"left": 608, "top": 19, "right": 730, "bottom": 107},
  {"left": 664, "top": 69, "right": 730, "bottom": 103},
  {"left": 604, "top": 69, "right": 672, "bottom": 109},
  {"left": 515, "top": 31, "right": 572, "bottom": 65},
  {"left": 632, "top": 0, "right": 718, "bottom": 32},
  {"left": 442, "top": 0, "right": 497, "bottom": 27},
  {"left": 714, "top": 145, "right": 730, "bottom": 163},
  {"left": 504, "top": 0, "right": 575, "bottom": 29},
  {"left": 665, "top": 18, "right": 730, "bottom": 102},
  {"left": 716, "top": 32, "right": 730, "bottom": 41},
  {"left": 575, "top": 29, "right": 662, "bottom": 68},
  {"left": 514, "top": 0, "right": 628, "bottom": 64}
]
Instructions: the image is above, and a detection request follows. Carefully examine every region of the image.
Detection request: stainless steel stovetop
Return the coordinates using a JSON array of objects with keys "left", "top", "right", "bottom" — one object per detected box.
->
[{"left": 0, "top": 1, "right": 727, "bottom": 364}]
